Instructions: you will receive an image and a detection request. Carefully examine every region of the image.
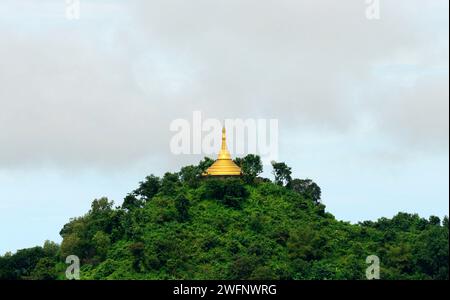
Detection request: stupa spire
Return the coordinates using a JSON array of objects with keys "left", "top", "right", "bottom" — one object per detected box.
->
[
  {"left": 218, "top": 125, "right": 231, "bottom": 160},
  {"left": 202, "top": 125, "right": 242, "bottom": 176}
]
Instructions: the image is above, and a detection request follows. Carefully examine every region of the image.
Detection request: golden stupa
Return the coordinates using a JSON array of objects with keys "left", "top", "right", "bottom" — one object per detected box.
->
[{"left": 203, "top": 126, "right": 242, "bottom": 176}]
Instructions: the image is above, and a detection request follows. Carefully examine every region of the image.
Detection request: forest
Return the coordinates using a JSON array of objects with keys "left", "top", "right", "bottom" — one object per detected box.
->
[{"left": 0, "top": 155, "right": 448, "bottom": 280}]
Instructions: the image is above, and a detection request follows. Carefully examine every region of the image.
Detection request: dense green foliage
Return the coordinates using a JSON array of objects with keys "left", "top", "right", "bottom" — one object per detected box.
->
[
  {"left": 271, "top": 161, "right": 292, "bottom": 186},
  {"left": 235, "top": 154, "right": 263, "bottom": 184},
  {"left": 0, "top": 156, "right": 448, "bottom": 280}
]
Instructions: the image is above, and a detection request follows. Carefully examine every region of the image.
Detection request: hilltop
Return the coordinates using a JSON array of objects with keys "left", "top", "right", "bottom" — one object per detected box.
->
[{"left": 0, "top": 156, "right": 448, "bottom": 280}]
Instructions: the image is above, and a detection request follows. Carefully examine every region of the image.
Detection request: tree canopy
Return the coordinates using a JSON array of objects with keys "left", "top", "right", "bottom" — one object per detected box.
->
[{"left": 0, "top": 156, "right": 448, "bottom": 280}]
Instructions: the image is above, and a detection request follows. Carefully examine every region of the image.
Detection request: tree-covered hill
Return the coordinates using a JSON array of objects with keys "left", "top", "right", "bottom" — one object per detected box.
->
[{"left": 0, "top": 156, "right": 448, "bottom": 280}]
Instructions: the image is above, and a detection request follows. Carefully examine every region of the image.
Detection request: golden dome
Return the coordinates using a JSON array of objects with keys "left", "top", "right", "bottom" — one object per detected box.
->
[{"left": 203, "top": 126, "right": 242, "bottom": 176}]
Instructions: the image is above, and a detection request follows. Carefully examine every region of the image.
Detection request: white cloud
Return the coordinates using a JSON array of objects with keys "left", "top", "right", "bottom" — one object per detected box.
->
[{"left": 0, "top": 0, "right": 448, "bottom": 169}]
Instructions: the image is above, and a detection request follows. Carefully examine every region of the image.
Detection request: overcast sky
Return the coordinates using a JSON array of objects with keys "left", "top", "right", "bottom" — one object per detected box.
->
[{"left": 0, "top": 0, "right": 448, "bottom": 254}]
